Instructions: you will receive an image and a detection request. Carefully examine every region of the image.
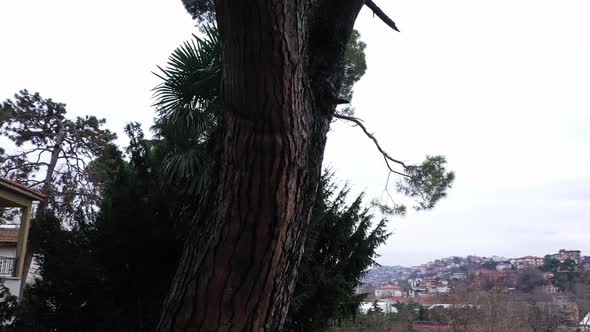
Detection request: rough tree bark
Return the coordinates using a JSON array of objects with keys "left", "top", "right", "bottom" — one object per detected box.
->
[
  {"left": 158, "top": 0, "right": 370, "bottom": 330},
  {"left": 19, "top": 125, "right": 63, "bottom": 297}
]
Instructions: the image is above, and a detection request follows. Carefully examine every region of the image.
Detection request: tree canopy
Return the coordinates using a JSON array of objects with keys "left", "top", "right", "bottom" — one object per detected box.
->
[
  {"left": 1, "top": 1, "right": 456, "bottom": 330},
  {"left": 11, "top": 127, "right": 391, "bottom": 331},
  {"left": 0, "top": 90, "right": 116, "bottom": 220}
]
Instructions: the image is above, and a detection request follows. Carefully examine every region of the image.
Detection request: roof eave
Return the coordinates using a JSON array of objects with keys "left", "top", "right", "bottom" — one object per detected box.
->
[{"left": 0, "top": 179, "right": 47, "bottom": 201}]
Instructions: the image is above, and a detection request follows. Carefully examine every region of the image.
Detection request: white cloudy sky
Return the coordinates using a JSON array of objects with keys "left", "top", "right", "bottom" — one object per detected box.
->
[{"left": 1, "top": 0, "right": 589, "bottom": 266}]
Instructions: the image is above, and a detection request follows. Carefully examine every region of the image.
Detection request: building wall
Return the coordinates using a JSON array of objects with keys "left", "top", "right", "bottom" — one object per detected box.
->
[
  {"left": 359, "top": 301, "right": 398, "bottom": 314},
  {"left": 1, "top": 246, "right": 20, "bottom": 298},
  {"left": 375, "top": 289, "right": 392, "bottom": 298},
  {"left": 0, "top": 246, "right": 16, "bottom": 258}
]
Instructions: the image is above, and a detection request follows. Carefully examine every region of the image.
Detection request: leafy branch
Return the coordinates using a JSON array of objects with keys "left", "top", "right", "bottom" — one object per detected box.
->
[{"left": 334, "top": 112, "right": 455, "bottom": 211}]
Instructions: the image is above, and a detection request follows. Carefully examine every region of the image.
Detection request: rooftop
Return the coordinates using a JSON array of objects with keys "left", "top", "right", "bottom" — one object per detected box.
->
[
  {"left": 378, "top": 285, "right": 401, "bottom": 289},
  {"left": 515, "top": 256, "right": 542, "bottom": 260},
  {"left": 0, "top": 177, "right": 47, "bottom": 205},
  {"left": 0, "top": 228, "right": 19, "bottom": 246}
]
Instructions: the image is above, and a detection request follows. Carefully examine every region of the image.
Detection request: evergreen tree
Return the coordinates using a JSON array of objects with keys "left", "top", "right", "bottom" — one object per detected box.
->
[
  {"left": 15, "top": 126, "right": 185, "bottom": 331},
  {"left": 154, "top": 23, "right": 451, "bottom": 329},
  {"left": 542, "top": 256, "right": 561, "bottom": 272},
  {"left": 0, "top": 282, "right": 17, "bottom": 323},
  {"left": 0, "top": 90, "right": 116, "bottom": 295},
  {"left": 15, "top": 127, "right": 391, "bottom": 331},
  {"left": 157, "top": 2, "right": 452, "bottom": 327},
  {"left": 285, "top": 173, "right": 389, "bottom": 331},
  {"left": 0, "top": 90, "right": 116, "bottom": 218},
  {"left": 14, "top": 213, "right": 107, "bottom": 332}
]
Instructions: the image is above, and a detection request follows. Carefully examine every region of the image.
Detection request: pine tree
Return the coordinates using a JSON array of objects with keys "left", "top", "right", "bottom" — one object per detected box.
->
[
  {"left": 153, "top": 19, "right": 453, "bottom": 329},
  {"left": 0, "top": 90, "right": 116, "bottom": 295}
]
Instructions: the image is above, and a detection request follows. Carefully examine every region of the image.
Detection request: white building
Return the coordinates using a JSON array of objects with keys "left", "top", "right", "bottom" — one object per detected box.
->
[
  {"left": 580, "top": 312, "right": 590, "bottom": 332},
  {"left": 496, "top": 263, "right": 512, "bottom": 272},
  {"left": 360, "top": 299, "right": 399, "bottom": 314},
  {"left": 0, "top": 178, "right": 46, "bottom": 299},
  {"left": 0, "top": 228, "right": 20, "bottom": 296},
  {"left": 554, "top": 249, "right": 582, "bottom": 264},
  {"left": 375, "top": 285, "right": 404, "bottom": 298},
  {"left": 451, "top": 272, "right": 466, "bottom": 280},
  {"left": 408, "top": 278, "right": 423, "bottom": 288},
  {"left": 511, "top": 256, "right": 544, "bottom": 269}
]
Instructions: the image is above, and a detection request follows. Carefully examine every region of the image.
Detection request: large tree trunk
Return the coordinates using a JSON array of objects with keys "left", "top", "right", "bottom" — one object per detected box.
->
[
  {"left": 19, "top": 125, "right": 64, "bottom": 296},
  {"left": 158, "top": 0, "right": 364, "bottom": 330}
]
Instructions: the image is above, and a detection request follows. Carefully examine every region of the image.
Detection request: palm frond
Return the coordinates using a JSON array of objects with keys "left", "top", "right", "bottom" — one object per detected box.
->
[
  {"left": 153, "top": 25, "right": 222, "bottom": 142},
  {"left": 153, "top": 25, "right": 222, "bottom": 194}
]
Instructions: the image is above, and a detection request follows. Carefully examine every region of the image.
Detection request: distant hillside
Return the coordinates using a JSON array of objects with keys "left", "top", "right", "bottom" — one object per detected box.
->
[{"left": 362, "top": 251, "right": 588, "bottom": 287}]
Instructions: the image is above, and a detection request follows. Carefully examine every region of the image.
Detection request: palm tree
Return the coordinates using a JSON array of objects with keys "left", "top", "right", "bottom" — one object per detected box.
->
[{"left": 152, "top": 25, "right": 221, "bottom": 193}]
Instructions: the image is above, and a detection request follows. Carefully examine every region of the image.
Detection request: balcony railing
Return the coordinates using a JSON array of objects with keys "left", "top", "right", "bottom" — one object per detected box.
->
[{"left": 0, "top": 256, "right": 16, "bottom": 277}]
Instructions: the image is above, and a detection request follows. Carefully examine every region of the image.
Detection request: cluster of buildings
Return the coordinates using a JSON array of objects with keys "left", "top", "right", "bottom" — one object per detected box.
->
[
  {"left": 373, "top": 278, "right": 452, "bottom": 300},
  {"left": 363, "top": 250, "right": 589, "bottom": 290},
  {"left": 360, "top": 250, "right": 590, "bottom": 330},
  {"left": 509, "top": 249, "right": 582, "bottom": 270},
  {"left": 360, "top": 249, "right": 589, "bottom": 311}
]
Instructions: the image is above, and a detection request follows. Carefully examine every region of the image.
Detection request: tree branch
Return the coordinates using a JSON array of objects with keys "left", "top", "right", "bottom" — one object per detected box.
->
[
  {"left": 333, "top": 112, "right": 409, "bottom": 177},
  {"left": 25, "top": 179, "right": 45, "bottom": 187},
  {"left": 364, "top": 0, "right": 400, "bottom": 32}
]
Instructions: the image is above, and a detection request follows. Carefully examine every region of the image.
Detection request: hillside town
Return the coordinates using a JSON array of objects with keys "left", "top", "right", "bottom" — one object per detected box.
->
[{"left": 356, "top": 249, "right": 590, "bottom": 331}]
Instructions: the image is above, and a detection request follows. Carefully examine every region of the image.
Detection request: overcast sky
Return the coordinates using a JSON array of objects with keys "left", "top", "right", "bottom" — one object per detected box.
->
[{"left": 1, "top": 0, "right": 589, "bottom": 266}]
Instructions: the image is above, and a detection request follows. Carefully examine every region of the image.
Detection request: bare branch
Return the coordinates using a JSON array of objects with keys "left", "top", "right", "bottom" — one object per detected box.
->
[
  {"left": 333, "top": 112, "right": 409, "bottom": 177},
  {"left": 365, "top": 0, "right": 400, "bottom": 32},
  {"left": 25, "top": 179, "right": 45, "bottom": 187}
]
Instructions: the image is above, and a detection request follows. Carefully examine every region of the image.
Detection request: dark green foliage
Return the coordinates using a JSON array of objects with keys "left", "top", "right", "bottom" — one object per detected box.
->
[
  {"left": 1, "top": 90, "right": 116, "bottom": 175},
  {"left": 391, "top": 301, "right": 421, "bottom": 331},
  {"left": 17, "top": 124, "right": 387, "bottom": 331},
  {"left": 542, "top": 256, "right": 561, "bottom": 272},
  {"left": 154, "top": 27, "right": 453, "bottom": 213},
  {"left": 562, "top": 258, "right": 577, "bottom": 269},
  {"left": 397, "top": 155, "right": 455, "bottom": 210},
  {"left": 417, "top": 305, "right": 430, "bottom": 321},
  {"left": 429, "top": 305, "right": 449, "bottom": 324},
  {"left": 152, "top": 25, "right": 221, "bottom": 194},
  {"left": 16, "top": 129, "right": 390, "bottom": 331},
  {"left": 285, "top": 173, "right": 390, "bottom": 331},
  {"left": 152, "top": 26, "right": 371, "bottom": 196},
  {"left": 482, "top": 260, "right": 498, "bottom": 270},
  {"left": 16, "top": 126, "right": 186, "bottom": 331},
  {"left": 180, "top": 0, "right": 215, "bottom": 23},
  {"left": 0, "top": 282, "right": 17, "bottom": 322},
  {"left": 339, "top": 30, "right": 367, "bottom": 116},
  {"left": 516, "top": 269, "right": 547, "bottom": 292},
  {"left": 17, "top": 162, "right": 389, "bottom": 331},
  {"left": 153, "top": 26, "right": 221, "bottom": 139},
  {"left": 1, "top": 90, "right": 67, "bottom": 147},
  {"left": 89, "top": 124, "right": 186, "bottom": 331},
  {"left": 13, "top": 29, "right": 380, "bottom": 329},
  {"left": 15, "top": 213, "right": 109, "bottom": 332},
  {"left": 13, "top": 18, "right": 453, "bottom": 331},
  {"left": 340, "top": 30, "right": 367, "bottom": 101},
  {"left": 0, "top": 90, "right": 116, "bottom": 221}
]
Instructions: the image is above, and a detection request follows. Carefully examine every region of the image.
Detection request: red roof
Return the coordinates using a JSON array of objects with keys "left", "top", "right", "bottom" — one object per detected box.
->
[
  {"left": 389, "top": 296, "right": 436, "bottom": 306},
  {"left": 516, "top": 256, "right": 542, "bottom": 260},
  {"left": 0, "top": 228, "right": 19, "bottom": 245},
  {"left": 0, "top": 177, "right": 47, "bottom": 200},
  {"left": 378, "top": 285, "right": 401, "bottom": 289}
]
